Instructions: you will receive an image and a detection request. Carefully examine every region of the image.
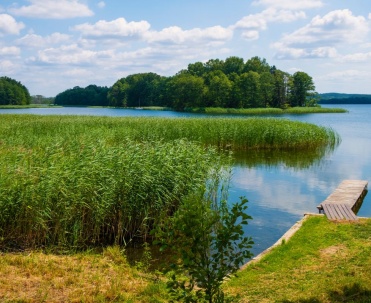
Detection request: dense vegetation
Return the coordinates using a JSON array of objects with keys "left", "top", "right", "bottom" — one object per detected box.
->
[
  {"left": 52, "top": 56, "right": 317, "bottom": 110},
  {"left": 0, "top": 115, "right": 339, "bottom": 250},
  {"left": 0, "top": 76, "right": 31, "bottom": 105},
  {"left": 0, "top": 115, "right": 228, "bottom": 249},
  {"left": 109, "top": 56, "right": 317, "bottom": 110},
  {"left": 54, "top": 84, "right": 109, "bottom": 106}
]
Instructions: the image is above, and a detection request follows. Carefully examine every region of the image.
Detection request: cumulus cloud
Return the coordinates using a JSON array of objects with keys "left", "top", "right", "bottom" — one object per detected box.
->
[
  {"left": 16, "top": 32, "right": 71, "bottom": 48},
  {"left": 253, "top": 0, "right": 323, "bottom": 10},
  {"left": 97, "top": 2, "right": 106, "bottom": 9},
  {"left": 273, "top": 9, "right": 369, "bottom": 59},
  {"left": 33, "top": 44, "right": 114, "bottom": 65},
  {"left": 73, "top": 18, "right": 151, "bottom": 40},
  {"left": 338, "top": 52, "right": 371, "bottom": 63},
  {"left": 0, "top": 46, "right": 21, "bottom": 56},
  {"left": 9, "top": 0, "right": 93, "bottom": 19},
  {"left": 0, "top": 14, "right": 25, "bottom": 35},
  {"left": 234, "top": 8, "right": 306, "bottom": 40},
  {"left": 146, "top": 25, "right": 233, "bottom": 45}
]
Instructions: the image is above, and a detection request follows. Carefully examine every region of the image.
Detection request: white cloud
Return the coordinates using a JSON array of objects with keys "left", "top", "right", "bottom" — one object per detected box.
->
[
  {"left": 97, "top": 2, "right": 106, "bottom": 9},
  {"left": 9, "top": 0, "right": 94, "bottom": 19},
  {"left": 0, "top": 14, "right": 25, "bottom": 35},
  {"left": 273, "top": 44, "right": 338, "bottom": 59},
  {"left": 273, "top": 9, "right": 369, "bottom": 59},
  {"left": 339, "top": 52, "right": 371, "bottom": 63},
  {"left": 33, "top": 44, "right": 114, "bottom": 65},
  {"left": 73, "top": 18, "right": 232, "bottom": 46},
  {"left": 0, "top": 60, "right": 17, "bottom": 73},
  {"left": 16, "top": 32, "right": 71, "bottom": 48},
  {"left": 318, "top": 69, "right": 371, "bottom": 82},
  {"left": 146, "top": 25, "right": 233, "bottom": 45},
  {"left": 253, "top": 0, "right": 323, "bottom": 10},
  {"left": 0, "top": 46, "right": 21, "bottom": 56},
  {"left": 234, "top": 8, "right": 306, "bottom": 40},
  {"left": 73, "top": 18, "right": 151, "bottom": 39},
  {"left": 281, "top": 10, "right": 368, "bottom": 47}
]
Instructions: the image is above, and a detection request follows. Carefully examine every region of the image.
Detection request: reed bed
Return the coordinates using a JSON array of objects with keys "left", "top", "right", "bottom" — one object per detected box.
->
[
  {"left": 186, "top": 106, "right": 347, "bottom": 115},
  {"left": 0, "top": 115, "right": 228, "bottom": 249},
  {"left": 0, "top": 115, "right": 339, "bottom": 249},
  {"left": 285, "top": 106, "right": 348, "bottom": 114}
]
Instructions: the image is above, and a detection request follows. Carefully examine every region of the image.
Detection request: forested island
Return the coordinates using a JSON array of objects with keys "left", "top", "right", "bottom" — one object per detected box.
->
[{"left": 55, "top": 56, "right": 317, "bottom": 110}]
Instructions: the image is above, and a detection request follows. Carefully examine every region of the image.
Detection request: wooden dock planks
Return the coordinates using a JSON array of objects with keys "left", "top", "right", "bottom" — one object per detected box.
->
[
  {"left": 318, "top": 180, "right": 368, "bottom": 221},
  {"left": 322, "top": 203, "right": 358, "bottom": 221}
]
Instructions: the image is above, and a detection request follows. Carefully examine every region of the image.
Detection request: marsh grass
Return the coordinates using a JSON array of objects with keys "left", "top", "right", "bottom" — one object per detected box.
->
[
  {"left": 0, "top": 115, "right": 339, "bottom": 250},
  {"left": 187, "top": 107, "right": 347, "bottom": 115},
  {"left": 226, "top": 216, "right": 371, "bottom": 303},
  {"left": 0, "top": 115, "right": 228, "bottom": 249}
]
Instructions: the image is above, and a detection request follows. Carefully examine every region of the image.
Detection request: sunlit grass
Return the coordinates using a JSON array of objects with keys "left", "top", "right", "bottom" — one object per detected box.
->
[
  {"left": 226, "top": 216, "right": 371, "bottom": 302},
  {"left": 0, "top": 246, "right": 169, "bottom": 303}
]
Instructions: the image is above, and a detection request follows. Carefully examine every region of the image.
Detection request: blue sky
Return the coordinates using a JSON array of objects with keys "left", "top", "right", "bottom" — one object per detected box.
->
[{"left": 1, "top": 0, "right": 371, "bottom": 96}]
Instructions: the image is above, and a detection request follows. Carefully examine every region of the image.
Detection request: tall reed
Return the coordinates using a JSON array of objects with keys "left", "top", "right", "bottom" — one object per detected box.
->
[{"left": 0, "top": 115, "right": 339, "bottom": 249}]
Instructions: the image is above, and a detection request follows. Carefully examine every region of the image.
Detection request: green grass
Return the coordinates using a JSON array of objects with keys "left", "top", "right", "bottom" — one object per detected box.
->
[
  {"left": 186, "top": 106, "right": 348, "bottom": 115},
  {"left": 226, "top": 216, "right": 371, "bottom": 303}
]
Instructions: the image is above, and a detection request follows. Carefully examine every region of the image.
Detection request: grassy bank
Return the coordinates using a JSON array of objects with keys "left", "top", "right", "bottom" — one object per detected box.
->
[
  {"left": 1, "top": 216, "right": 370, "bottom": 302},
  {"left": 187, "top": 106, "right": 347, "bottom": 115},
  {"left": 226, "top": 216, "right": 371, "bottom": 302}
]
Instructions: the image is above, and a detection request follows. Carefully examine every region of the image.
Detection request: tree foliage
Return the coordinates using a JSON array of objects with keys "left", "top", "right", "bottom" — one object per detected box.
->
[
  {"left": 54, "top": 85, "right": 109, "bottom": 106},
  {"left": 37, "top": 56, "right": 317, "bottom": 110},
  {"left": 0, "top": 76, "right": 31, "bottom": 105},
  {"left": 107, "top": 57, "right": 317, "bottom": 111},
  {"left": 154, "top": 191, "right": 254, "bottom": 303}
]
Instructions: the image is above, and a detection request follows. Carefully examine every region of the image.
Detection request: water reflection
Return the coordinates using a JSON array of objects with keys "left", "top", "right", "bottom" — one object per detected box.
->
[{"left": 232, "top": 144, "right": 338, "bottom": 170}]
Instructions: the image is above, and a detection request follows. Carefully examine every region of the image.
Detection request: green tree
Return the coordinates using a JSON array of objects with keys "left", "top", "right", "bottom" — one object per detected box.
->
[
  {"left": 108, "top": 80, "right": 128, "bottom": 107},
  {"left": 244, "top": 56, "right": 271, "bottom": 74},
  {"left": 0, "top": 76, "right": 31, "bottom": 105},
  {"left": 289, "top": 71, "right": 316, "bottom": 107},
  {"left": 271, "top": 69, "right": 291, "bottom": 108},
  {"left": 166, "top": 73, "right": 205, "bottom": 110},
  {"left": 154, "top": 192, "right": 254, "bottom": 303},
  {"left": 259, "top": 72, "right": 275, "bottom": 107},
  {"left": 206, "top": 71, "right": 232, "bottom": 107},
  {"left": 239, "top": 72, "right": 261, "bottom": 108},
  {"left": 223, "top": 56, "right": 244, "bottom": 75}
]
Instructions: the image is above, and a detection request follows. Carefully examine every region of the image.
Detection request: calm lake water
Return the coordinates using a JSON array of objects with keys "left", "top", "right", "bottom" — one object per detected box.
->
[{"left": 1, "top": 105, "right": 370, "bottom": 256}]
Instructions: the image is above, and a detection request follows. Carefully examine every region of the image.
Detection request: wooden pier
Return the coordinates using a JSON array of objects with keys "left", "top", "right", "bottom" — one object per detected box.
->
[{"left": 317, "top": 180, "right": 368, "bottom": 221}]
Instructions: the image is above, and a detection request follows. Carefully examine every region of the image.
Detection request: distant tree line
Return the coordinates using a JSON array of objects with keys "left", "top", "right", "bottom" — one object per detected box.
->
[
  {"left": 31, "top": 95, "right": 55, "bottom": 105},
  {"left": 55, "top": 85, "right": 109, "bottom": 106},
  {"left": 0, "top": 76, "right": 31, "bottom": 105},
  {"left": 319, "top": 94, "right": 371, "bottom": 104}
]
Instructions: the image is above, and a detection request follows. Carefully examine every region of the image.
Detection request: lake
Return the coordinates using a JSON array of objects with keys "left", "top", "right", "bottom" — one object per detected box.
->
[{"left": 1, "top": 105, "right": 370, "bottom": 256}]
